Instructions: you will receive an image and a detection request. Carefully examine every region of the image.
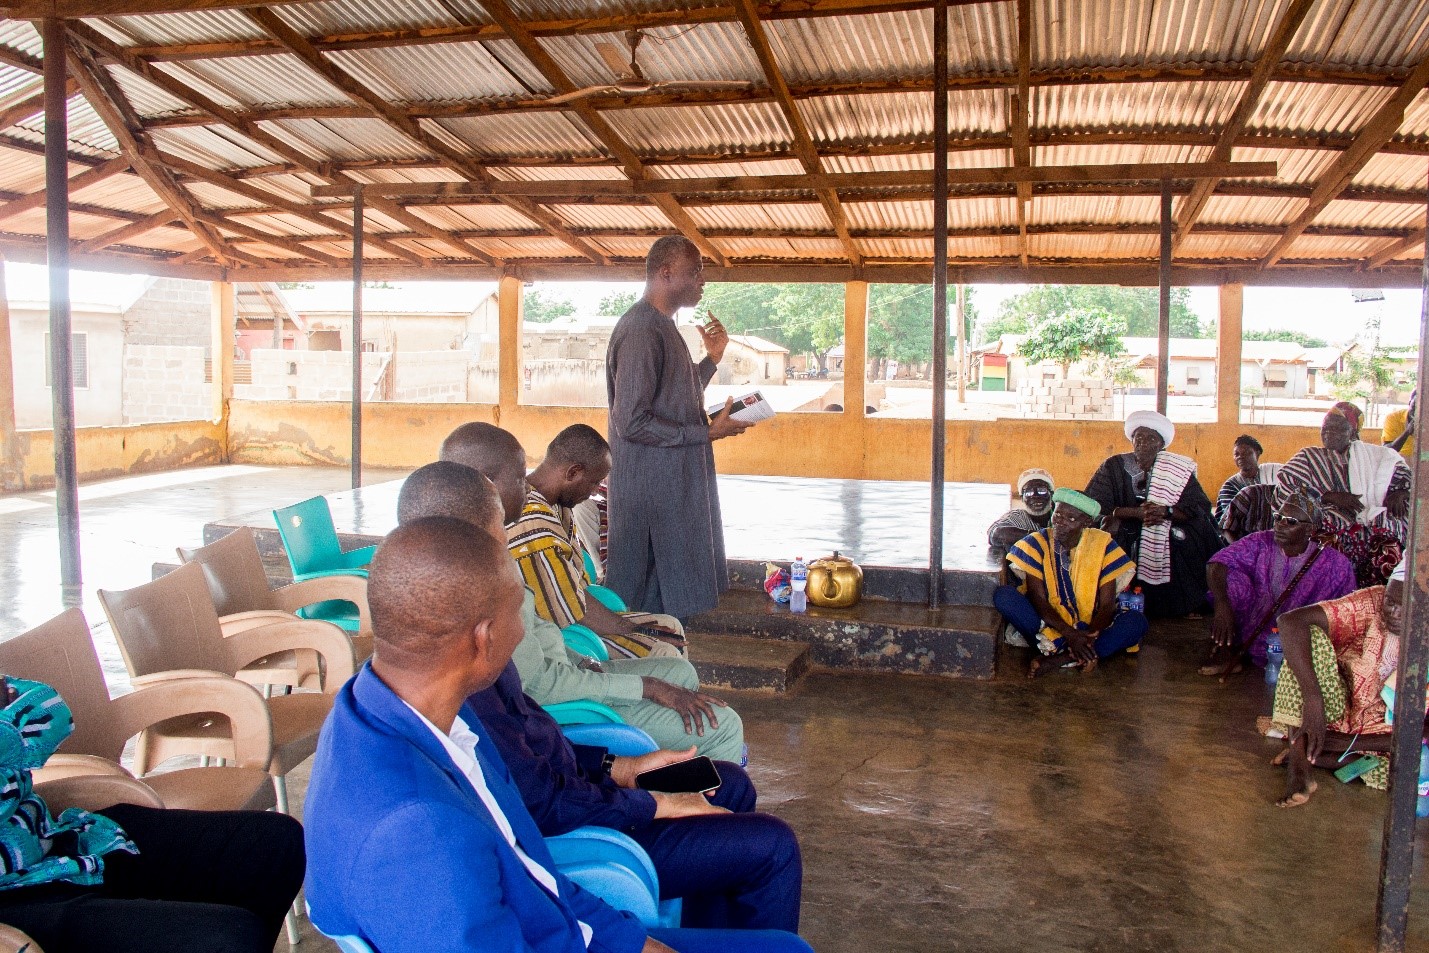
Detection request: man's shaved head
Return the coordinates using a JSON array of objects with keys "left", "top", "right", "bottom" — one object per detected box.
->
[
  {"left": 368, "top": 516, "right": 517, "bottom": 658},
  {"left": 396, "top": 460, "right": 503, "bottom": 530},
  {"left": 545, "top": 424, "right": 610, "bottom": 469},
  {"left": 439, "top": 422, "right": 528, "bottom": 524},
  {"left": 646, "top": 235, "right": 699, "bottom": 278}
]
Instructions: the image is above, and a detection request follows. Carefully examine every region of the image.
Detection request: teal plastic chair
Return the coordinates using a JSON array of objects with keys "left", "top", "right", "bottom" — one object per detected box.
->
[
  {"left": 561, "top": 622, "right": 609, "bottom": 661},
  {"left": 273, "top": 496, "right": 375, "bottom": 626},
  {"left": 581, "top": 548, "right": 629, "bottom": 613},
  {"left": 543, "top": 698, "right": 625, "bottom": 726}
]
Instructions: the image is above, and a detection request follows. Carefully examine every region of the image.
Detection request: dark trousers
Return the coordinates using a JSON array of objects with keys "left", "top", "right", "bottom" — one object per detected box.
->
[
  {"left": 649, "top": 927, "right": 814, "bottom": 953},
  {"left": 994, "top": 585, "right": 1149, "bottom": 658},
  {"left": 0, "top": 804, "right": 304, "bottom": 953},
  {"left": 629, "top": 761, "right": 803, "bottom": 932}
]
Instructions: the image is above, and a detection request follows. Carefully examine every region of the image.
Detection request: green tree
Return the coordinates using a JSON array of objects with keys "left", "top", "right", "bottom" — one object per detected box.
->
[
  {"left": 1327, "top": 345, "right": 1409, "bottom": 426},
  {"left": 697, "top": 283, "right": 845, "bottom": 370},
  {"left": 523, "top": 288, "right": 575, "bottom": 323},
  {"left": 866, "top": 285, "right": 978, "bottom": 366},
  {"left": 598, "top": 290, "right": 638, "bottom": 316},
  {"left": 981, "top": 285, "right": 1204, "bottom": 342},
  {"left": 1243, "top": 328, "right": 1328, "bottom": 348},
  {"left": 1017, "top": 308, "right": 1126, "bottom": 378}
]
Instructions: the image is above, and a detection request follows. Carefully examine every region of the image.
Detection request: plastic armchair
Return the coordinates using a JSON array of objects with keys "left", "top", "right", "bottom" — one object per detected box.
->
[
  {"left": 561, "top": 623, "right": 609, "bottom": 662},
  {"left": 272, "top": 496, "right": 376, "bottom": 577},
  {"left": 546, "top": 827, "right": 681, "bottom": 927},
  {"left": 543, "top": 699, "right": 625, "bottom": 727},
  {"left": 559, "top": 723, "right": 659, "bottom": 756},
  {"left": 35, "top": 772, "right": 166, "bottom": 813},
  {"left": 0, "top": 608, "right": 275, "bottom": 813},
  {"left": 179, "top": 527, "right": 373, "bottom": 680},
  {"left": 577, "top": 548, "right": 628, "bottom": 614},
  {"left": 98, "top": 561, "right": 354, "bottom": 814}
]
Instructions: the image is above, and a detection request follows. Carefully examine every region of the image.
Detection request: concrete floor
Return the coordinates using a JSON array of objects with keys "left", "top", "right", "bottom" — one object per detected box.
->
[{"left": 1, "top": 464, "right": 1427, "bottom": 952}]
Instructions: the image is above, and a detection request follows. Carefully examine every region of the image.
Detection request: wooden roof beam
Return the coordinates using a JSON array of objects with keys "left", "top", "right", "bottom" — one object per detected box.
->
[
  {"left": 65, "top": 36, "right": 238, "bottom": 266},
  {"left": 0, "top": 45, "right": 42, "bottom": 75},
  {"left": 1011, "top": 0, "right": 1031, "bottom": 267},
  {"left": 1363, "top": 231, "right": 1426, "bottom": 271},
  {"left": 245, "top": 6, "right": 603, "bottom": 266},
  {"left": 76, "top": 210, "right": 181, "bottom": 253},
  {"left": 0, "top": 78, "right": 77, "bottom": 131},
  {"left": 1260, "top": 52, "right": 1429, "bottom": 270},
  {"left": 193, "top": 210, "right": 346, "bottom": 266},
  {"left": 732, "top": 0, "right": 860, "bottom": 269},
  {"left": 0, "top": 155, "right": 130, "bottom": 224},
  {"left": 1172, "top": 0, "right": 1312, "bottom": 252},
  {"left": 475, "top": 0, "right": 727, "bottom": 267}
]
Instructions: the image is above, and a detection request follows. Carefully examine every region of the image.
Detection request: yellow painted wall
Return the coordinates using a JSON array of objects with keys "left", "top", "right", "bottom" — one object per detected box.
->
[
  {"left": 227, "top": 398, "right": 1334, "bottom": 496},
  {"left": 3, "top": 419, "right": 225, "bottom": 491}
]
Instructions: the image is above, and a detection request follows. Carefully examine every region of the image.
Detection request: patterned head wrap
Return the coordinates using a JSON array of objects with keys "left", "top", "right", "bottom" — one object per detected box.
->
[
  {"left": 1016, "top": 467, "right": 1055, "bottom": 494},
  {"left": 1278, "top": 484, "right": 1321, "bottom": 528},
  {"left": 1052, "top": 487, "right": 1101, "bottom": 519},
  {"left": 1328, "top": 401, "right": 1363, "bottom": 435}
]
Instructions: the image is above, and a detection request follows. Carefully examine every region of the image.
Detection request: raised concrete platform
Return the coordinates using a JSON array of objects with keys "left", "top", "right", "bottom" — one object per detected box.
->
[{"left": 200, "top": 473, "right": 1010, "bottom": 680}]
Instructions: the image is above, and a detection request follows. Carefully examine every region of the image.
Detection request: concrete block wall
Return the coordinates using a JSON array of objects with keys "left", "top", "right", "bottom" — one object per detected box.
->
[
  {"left": 122, "top": 345, "right": 210, "bottom": 424},
  {"left": 121, "top": 278, "right": 212, "bottom": 348},
  {"left": 1018, "top": 379, "right": 1114, "bottom": 420},
  {"left": 392, "top": 351, "right": 468, "bottom": 402}
]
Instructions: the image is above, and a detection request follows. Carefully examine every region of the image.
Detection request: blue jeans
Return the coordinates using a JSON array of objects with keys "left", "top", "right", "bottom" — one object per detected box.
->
[
  {"left": 649, "top": 928, "right": 814, "bottom": 953},
  {"left": 629, "top": 762, "right": 803, "bottom": 932},
  {"left": 993, "top": 585, "right": 1148, "bottom": 658}
]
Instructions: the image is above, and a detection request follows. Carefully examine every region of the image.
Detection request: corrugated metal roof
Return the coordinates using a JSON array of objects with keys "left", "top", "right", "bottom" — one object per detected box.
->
[
  {"left": 436, "top": 113, "right": 602, "bottom": 160},
  {"left": 802, "top": 90, "right": 1007, "bottom": 145},
  {"left": 1229, "top": 144, "right": 1336, "bottom": 185},
  {"left": 601, "top": 102, "right": 792, "bottom": 154},
  {"left": 1316, "top": 198, "right": 1425, "bottom": 230},
  {"left": 489, "top": 165, "right": 627, "bottom": 181},
  {"left": 1036, "top": 81, "right": 1247, "bottom": 132},
  {"left": 1351, "top": 152, "right": 1429, "bottom": 191},
  {"left": 1284, "top": 0, "right": 1429, "bottom": 70},
  {"left": 504, "top": 0, "right": 726, "bottom": 23},
  {"left": 1176, "top": 232, "right": 1274, "bottom": 259},
  {"left": 1281, "top": 232, "right": 1385, "bottom": 259},
  {"left": 92, "top": 9, "right": 268, "bottom": 46},
  {"left": 542, "top": 23, "right": 762, "bottom": 91},
  {"left": 717, "top": 236, "right": 846, "bottom": 260},
  {"left": 766, "top": 10, "right": 933, "bottom": 85},
  {"left": 170, "top": 55, "right": 352, "bottom": 109},
  {"left": 1033, "top": 142, "right": 1211, "bottom": 166},
  {"left": 74, "top": 175, "right": 168, "bottom": 216},
  {"left": 588, "top": 235, "right": 666, "bottom": 259},
  {"left": 274, "top": 0, "right": 479, "bottom": 36},
  {"left": 0, "top": 150, "right": 48, "bottom": 196},
  {"left": 651, "top": 159, "right": 805, "bottom": 179},
  {"left": 264, "top": 117, "right": 431, "bottom": 161},
  {"left": 408, "top": 203, "right": 549, "bottom": 231},
  {"left": 1030, "top": 194, "right": 1163, "bottom": 226},
  {"left": 548, "top": 203, "right": 669, "bottom": 229},
  {"left": 687, "top": 202, "right": 830, "bottom": 231},
  {"left": 1037, "top": 0, "right": 1281, "bottom": 68},
  {"left": 1196, "top": 193, "right": 1306, "bottom": 227},
  {"left": 1029, "top": 232, "right": 1160, "bottom": 259},
  {"left": 328, "top": 42, "right": 537, "bottom": 104},
  {"left": 1247, "top": 81, "right": 1396, "bottom": 137},
  {"left": 149, "top": 125, "right": 286, "bottom": 169}
]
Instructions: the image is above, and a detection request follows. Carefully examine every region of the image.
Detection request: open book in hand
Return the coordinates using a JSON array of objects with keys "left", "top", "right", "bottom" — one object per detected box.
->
[{"left": 707, "top": 391, "right": 776, "bottom": 423}]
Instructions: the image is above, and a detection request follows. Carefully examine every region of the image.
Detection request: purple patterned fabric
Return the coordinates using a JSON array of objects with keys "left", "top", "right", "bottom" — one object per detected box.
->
[{"left": 1209, "top": 529, "right": 1357, "bottom": 664}]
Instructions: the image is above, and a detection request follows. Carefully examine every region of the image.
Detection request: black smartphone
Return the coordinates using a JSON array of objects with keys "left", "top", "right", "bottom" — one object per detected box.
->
[{"left": 635, "top": 756, "right": 721, "bottom": 794}]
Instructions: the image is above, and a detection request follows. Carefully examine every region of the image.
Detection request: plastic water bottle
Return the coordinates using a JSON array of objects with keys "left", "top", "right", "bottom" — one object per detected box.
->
[
  {"left": 1118, "top": 586, "right": 1146, "bottom": 614},
  {"left": 1265, "top": 628, "right": 1284, "bottom": 686},
  {"left": 790, "top": 557, "right": 808, "bottom": 613},
  {"left": 1418, "top": 743, "right": 1429, "bottom": 819}
]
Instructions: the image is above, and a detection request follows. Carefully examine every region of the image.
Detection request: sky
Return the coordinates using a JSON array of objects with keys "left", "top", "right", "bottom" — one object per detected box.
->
[{"left": 5, "top": 261, "right": 1425, "bottom": 348}]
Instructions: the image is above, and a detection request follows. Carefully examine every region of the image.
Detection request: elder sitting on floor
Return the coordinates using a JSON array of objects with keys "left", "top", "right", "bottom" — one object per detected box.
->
[{"left": 994, "top": 488, "right": 1147, "bottom": 677}]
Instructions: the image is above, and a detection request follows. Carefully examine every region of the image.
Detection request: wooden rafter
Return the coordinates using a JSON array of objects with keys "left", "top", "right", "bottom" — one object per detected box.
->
[
  {"left": 0, "top": 156, "right": 129, "bottom": 224},
  {"left": 76, "top": 210, "right": 180, "bottom": 253},
  {"left": 0, "top": 79, "right": 77, "bottom": 131},
  {"left": 192, "top": 210, "right": 346, "bottom": 266},
  {"left": 1172, "top": 0, "right": 1312, "bottom": 251},
  {"left": 1260, "top": 53, "right": 1429, "bottom": 269},
  {"left": 246, "top": 6, "right": 595, "bottom": 266},
  {"left": 0, "top": 46, "right": 42, "bottom": 75},
  {"left": 311, "top": 161, "right": 1277, "bottom": 199},
  {"left": 733, "top": 0, "right": 861, "bottom": 269},
  {"left": 64, "top": 36, "right": 238, "bottom": 266},
  {"left": 1011, "top": 0, "right": 1031, "bottom": 266},
  {"left": 474, "top": 0, "right": 727, "bottom": 267},
  {"left": 1363, "top": 231, "right": 1427, "bottom": 271}
]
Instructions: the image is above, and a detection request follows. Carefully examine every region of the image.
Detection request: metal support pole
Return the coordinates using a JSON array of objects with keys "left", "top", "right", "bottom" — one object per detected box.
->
[
  {"left": 350, "top": 185, "right": 364, "bottom": 490},
  {"left": 955, "top": 282, "right": 966, "bottom": 404},
  {"left": 43, "top": 18, "right": 80, "bottom": 598},
  {"left": 0, "top": 253, "right": 20, "bottom": 492},
  {"left": 1373, "top": 162, "right": 1429, "bottom": 953},
  {"left": 928, "top": 0, "right": 948, "bottom": 610},
  {"left": 1156, "top": 178, "right": 1172, "bottom": 416}
]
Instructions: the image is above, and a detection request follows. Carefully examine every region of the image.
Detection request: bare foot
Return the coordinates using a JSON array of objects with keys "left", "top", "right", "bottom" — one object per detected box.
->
[
  {"left": 1079, "top": 656, "right": 1099, "bottom": 675},
  {"left": 1276, "top": 737, "right": 1318, "bottom": 808},
  {"left": 1276, "top": 780, "right": 1318, "bottom": 808},
  {"left": 1028, "top": 650, "right": 1072, "bottom": 679},
  {"left": 1257, "top": 716, "right": 1287, "bottom": 740},
  {"left": 1199, "top": 661, "right": 1242, "bottom": 677}
]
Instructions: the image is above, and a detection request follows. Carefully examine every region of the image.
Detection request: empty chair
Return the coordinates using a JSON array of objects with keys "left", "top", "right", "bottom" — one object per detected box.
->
[
  {"left": 179, "top": 526, "right": 374, "bottom": 674},
  {"left": 98, "top": 561, "right": 354, "bottom": 813},
  {"left": 273, "top": 496, "right": 376, "bottom": 639},
  {"left": 0, "top": 608, "right": 275, "bottom": 813}
]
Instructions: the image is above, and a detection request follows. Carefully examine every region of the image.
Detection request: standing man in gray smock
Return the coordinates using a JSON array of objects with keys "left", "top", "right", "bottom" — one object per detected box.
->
[{"left": 606, "top": 236, "right": 754, "bottom": 620}]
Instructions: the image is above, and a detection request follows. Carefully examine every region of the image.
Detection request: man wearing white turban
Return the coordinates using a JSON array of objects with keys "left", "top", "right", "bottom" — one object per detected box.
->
[
  {"left": 1084, "top": 410, "right": 1223, "bottom": 618},
  {"left": 987, "top": 467, "right": 1057, "bottom": 552}
]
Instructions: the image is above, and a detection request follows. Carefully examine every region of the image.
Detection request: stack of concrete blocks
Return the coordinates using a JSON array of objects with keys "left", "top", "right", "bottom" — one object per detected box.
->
[
  {"left": 121, "top": 278, "right": 211, "bottom": 348},
  {"left": 1018, "top": 378, "right": 1114, "bottom": 419},
  {"left": 121, "top": 345, "right": 210, "bottom": 423}
]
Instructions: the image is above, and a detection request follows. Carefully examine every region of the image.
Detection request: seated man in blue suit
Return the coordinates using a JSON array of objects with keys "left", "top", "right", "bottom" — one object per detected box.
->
[
  {"left": 397, "top": 461, "right": 802, "bottom": 932},
  {"left": 304, "top": 516, "right": 813, "bottom": 953}
]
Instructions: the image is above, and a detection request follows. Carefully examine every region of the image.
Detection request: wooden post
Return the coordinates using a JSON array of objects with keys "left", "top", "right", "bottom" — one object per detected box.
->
[
  {"left": 1216, "top": 283, "right": 1244, "bottom": 425},
  {"left": 843, "top": 280, "right": 868, "bottom": 419},
  {"left": 1156, "top": 178, "right": 1172, "bottom": 415},
  {"left": 929, "top": 0, "right": 948, "bottom": 610},
  {"left": 0, "top": 253, "right": 19, "bottom": 491},
  {"left": 1374, "top": 163, "right": 1429, "bottom": 953},
  {"left": 44, "top": 17, "right": 80, "bottom": 596},
  {"left": 351, "top": 185, "right": 364, "bottom": 489},
  {"left": 498, "top": 275, "right": 523, "bottom": 417},
  {"left": 210, "top": 281, "right": 235, "bottom": 425}
]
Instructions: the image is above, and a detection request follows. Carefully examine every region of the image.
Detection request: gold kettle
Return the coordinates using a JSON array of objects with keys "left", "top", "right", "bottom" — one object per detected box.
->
[{"left": 807, "top": 551, "right": 863, "bottom": 608}]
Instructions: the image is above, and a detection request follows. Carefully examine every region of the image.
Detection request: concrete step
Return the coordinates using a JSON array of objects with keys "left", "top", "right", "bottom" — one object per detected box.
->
[
  {"left": 686, "top": 588, "right": 1001, "bottom": 679},
  {"left": 687, "top": 633, "right": 812, "bottom": 693}
]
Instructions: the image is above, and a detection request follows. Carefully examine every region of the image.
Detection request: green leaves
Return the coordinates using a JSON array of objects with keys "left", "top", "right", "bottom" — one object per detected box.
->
[{"left": 1016, "top": 307, "right": 1127, "bottom": 375}]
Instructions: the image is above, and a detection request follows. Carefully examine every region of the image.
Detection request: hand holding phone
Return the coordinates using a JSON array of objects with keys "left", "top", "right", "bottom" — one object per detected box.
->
[{"left": 635, "top": 756, "right": 721, "bottom": 794}]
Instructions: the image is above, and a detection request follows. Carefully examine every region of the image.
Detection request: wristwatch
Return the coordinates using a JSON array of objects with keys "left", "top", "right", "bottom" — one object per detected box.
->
[{"left": 602, "top": 753, "right": 617, "bottom": 777}]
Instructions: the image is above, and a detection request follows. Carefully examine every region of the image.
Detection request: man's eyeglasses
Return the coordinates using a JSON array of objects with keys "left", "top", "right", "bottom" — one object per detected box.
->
[{"left": 1273, "top": 513, "right": 1307, "bottom": 526}]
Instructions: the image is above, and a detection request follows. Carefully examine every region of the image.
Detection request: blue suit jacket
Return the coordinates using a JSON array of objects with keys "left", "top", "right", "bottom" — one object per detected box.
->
[{"left": 304, "top": 663, "right": 647, "bottom": 953}]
